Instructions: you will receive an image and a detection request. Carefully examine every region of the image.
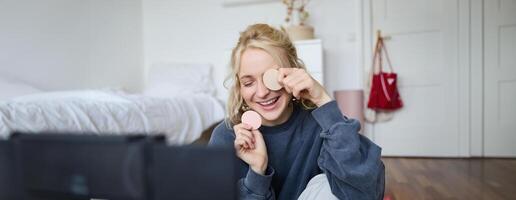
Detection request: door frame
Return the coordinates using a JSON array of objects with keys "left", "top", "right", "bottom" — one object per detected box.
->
[
  {"left": 470, "top": 0, "right": 483, "bottom": 157},
  {"left": 356, "top": 0, "right": 482, "bottom": 157}
]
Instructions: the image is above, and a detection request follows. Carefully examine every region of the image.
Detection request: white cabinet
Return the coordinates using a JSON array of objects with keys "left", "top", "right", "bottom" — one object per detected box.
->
[{"left": 294, "top": 39, "right": 324, "bottom": 86}]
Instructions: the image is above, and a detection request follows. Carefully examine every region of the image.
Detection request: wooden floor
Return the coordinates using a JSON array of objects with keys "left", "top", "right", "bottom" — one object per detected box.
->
[{"left": 383, "top": 157, "right": 516, "bottom": 200}]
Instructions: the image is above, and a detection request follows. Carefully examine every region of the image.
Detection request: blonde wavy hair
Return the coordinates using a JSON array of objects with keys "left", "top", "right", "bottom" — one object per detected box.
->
[{"left": 224, "top": 24, "right": 315, "bottom": 126}]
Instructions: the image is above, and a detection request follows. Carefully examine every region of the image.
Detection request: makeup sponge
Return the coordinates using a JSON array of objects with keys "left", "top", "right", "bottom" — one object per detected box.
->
[
  {"left": 241, "top": 110, "right": 262, "bottom": 130},
  {"left": 263, "top": 68, "right": 282, "bottom": 91}
]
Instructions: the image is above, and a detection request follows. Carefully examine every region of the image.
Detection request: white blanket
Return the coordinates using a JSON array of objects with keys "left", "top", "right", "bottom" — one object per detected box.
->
[{"left": 0, "top": 90, "right": 225, "bottom": 145}]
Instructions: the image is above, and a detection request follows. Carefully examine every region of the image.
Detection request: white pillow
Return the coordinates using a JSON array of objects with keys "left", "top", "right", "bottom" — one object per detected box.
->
[
  {"left": 144, "top": 62, "right": 216, "bottom": 97},
  {"left": 0, "top": 77, "right": 42, "bottom": 101}
]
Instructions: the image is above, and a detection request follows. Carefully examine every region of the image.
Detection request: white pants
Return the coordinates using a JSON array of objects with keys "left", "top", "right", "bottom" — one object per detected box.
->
[{"left": 298, "top": 174, "right": 339, "bottom": 200}]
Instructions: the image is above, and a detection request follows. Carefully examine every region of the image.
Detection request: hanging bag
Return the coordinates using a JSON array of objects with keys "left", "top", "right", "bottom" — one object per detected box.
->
[{"left": 367, "top": 35, "right": 403, "bottom": 110}]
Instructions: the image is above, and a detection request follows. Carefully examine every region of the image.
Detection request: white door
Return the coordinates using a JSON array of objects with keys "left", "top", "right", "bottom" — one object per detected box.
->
[
  {"left": 484, "top": 0, "right": 516, "bottom": 157},
  {"left": 369, "top": 0, "right": 463, "bottom": 156}
]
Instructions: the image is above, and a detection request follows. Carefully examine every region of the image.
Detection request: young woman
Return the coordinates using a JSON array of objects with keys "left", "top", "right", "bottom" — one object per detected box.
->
[{"left": 209, "top": 24, "right": 385, "bottom": 200}]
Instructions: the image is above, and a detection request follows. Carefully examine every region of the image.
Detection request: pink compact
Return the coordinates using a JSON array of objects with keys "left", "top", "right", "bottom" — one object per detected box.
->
[
  {"left": 241, "top": 110, "right": 262, "bottom": 130},
  {"left": 263, "top": 68, "right": 282, "bottom": 91}
]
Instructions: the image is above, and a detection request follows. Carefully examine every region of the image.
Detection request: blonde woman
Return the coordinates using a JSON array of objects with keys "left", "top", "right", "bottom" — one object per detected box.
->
[{"left": 209, "top": 24, "right": 385, "bottom": 200}]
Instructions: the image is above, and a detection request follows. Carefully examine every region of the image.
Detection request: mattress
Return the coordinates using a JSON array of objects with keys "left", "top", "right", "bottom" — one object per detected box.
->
[{"left": 0, "top": 89, "right": 225, "bottom": 145}]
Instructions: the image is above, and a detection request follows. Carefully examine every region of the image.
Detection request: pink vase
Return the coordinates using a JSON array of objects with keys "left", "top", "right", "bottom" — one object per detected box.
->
[{"left": 334, "top": 90, "right": 365, "bottom": 131}]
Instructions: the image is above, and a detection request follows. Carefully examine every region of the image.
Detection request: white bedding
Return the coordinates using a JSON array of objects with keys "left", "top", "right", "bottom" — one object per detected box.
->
[{"left": 0, "top": 89, "right": 225, "bottom": 145}]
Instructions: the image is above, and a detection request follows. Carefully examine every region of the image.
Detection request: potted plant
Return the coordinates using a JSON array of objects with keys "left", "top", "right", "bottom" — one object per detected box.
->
[{"left": 282, "top": 0, "right": 314, "bottom": 41}]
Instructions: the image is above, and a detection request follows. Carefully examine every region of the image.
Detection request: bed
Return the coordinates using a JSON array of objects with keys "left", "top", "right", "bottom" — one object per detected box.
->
[{"left": 0, "top": 63, "right": 225, "bottom": 145}]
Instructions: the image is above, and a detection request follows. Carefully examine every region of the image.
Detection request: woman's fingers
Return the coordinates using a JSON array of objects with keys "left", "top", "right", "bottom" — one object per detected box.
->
[
  {"left": 251, "top": 129, "right": 264, "bottom": 141},
  {"left": 235, "top": 124, "right": 256, "bottom": 143},
  {"left": 277, "top": 68, "right": 296, "bottom": 82},
  {"left": 233, "top": 124, "right": 256, "bottom": 150},
  {"left": 234, "top": 136, "right": 253, "bottom": 150},
  {"left": 292, "top": 77, "right": 313, "bottom": 99},
  {"left": 279, "top": 68, "right": 313, "bottom": 98},
  {"left": 234, "top": 138, "right": 246, "bottom": 149},
  {"left": 278, "top": 68, "right": 295, "bottom": 93},
  {"left": 239, "top": 129, "right": 255, "bottom": 143},
  {"left": 237, "top": 131, "right": 255, "bottom": 149},
  {"left": 250, "top": 130, "right": 267, "bottom": 155},
  {"left": 234, "top": 123, "right": 252, "bottom": 131},
  {"left": 288, "top": 75, "right": 307, "bottom": 98}
]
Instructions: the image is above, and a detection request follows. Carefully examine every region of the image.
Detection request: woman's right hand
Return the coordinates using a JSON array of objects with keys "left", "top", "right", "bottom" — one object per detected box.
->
[{"left": 233, "top": 123, "right": 268, "bottom": 175}]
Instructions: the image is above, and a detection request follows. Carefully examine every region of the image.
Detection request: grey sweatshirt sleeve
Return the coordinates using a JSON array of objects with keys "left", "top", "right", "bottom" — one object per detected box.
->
[
  {"left": 311, "top": 101, "right": 385, "bottom": 200},
  {"left": 208, "top": 123, "right": 276, "bottom": 200},
  {"left": 238, "top": 167, "right": 276, "bottom": 200}
]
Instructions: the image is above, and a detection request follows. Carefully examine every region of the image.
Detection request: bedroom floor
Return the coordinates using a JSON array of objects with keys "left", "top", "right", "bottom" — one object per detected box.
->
[{"left": 382, "top": 157, "right": 516, "bottom": 200}]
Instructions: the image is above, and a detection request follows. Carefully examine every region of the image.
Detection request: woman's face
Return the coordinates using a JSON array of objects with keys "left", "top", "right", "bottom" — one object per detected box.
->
[{"left": 238, "top": 48, "right": 292, "bottom": 126}]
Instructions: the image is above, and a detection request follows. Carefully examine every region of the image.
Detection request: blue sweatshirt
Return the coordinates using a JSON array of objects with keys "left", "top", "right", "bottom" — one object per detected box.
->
[{"left": 208, "top": 101, "right": 385, "bottom": 200}]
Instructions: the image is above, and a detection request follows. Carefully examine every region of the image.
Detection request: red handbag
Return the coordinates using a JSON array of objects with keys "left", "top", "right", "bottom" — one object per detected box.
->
[{"left": 367, "top": 36, "right": 403, "bottom": 110}]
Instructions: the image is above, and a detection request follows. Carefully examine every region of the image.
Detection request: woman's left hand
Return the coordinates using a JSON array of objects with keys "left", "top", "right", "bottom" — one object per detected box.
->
[{"left": 278, "top": 68, "right": 332, "bottom": 107}]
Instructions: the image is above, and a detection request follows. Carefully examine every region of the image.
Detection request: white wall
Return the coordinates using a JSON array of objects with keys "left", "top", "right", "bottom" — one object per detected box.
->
[
  {"left": 143, "top": 0, "right": 360, "bottom": 101},
  {"left": 0, "top": 0, "right": 143, "bottom": 92},
  {"left": 0, "top": 0, "right": 360, "bottom": 96}
]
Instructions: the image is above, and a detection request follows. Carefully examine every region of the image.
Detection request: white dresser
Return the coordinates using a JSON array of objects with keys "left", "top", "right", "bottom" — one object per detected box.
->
[{"left": 294, "top": 39, "right": 324, "bottom": 86}]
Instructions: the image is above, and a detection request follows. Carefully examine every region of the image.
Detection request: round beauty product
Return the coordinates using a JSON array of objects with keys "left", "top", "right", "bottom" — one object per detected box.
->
[
  {"left": 241, "top": 110, "right": 262, "bottom": 130},
  {"left": 263, "top": 68, "right": 282, "bottom": 91}
]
